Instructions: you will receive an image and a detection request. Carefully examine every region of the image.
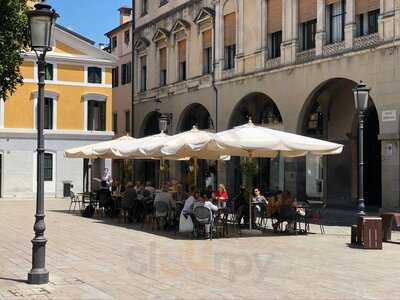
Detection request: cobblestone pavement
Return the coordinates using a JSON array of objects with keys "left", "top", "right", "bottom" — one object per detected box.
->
[{"left": 0, "top": 199, "right": 399, "bottom": 300}]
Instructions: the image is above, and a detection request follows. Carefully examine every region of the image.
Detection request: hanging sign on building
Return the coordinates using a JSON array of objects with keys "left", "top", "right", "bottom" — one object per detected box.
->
[{"left": 382, "top": 110, "right": 397, "bottom": 122}]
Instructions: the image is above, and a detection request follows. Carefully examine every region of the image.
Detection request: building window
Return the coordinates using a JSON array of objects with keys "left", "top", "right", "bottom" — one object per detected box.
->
[
  {"left": 140, "top": 56, "right": 147, "bottom": 92},
  {"left": 124, "top": 30, "right": 130, "bottom": 45},
  {"left": 125, "top": 110, "right": 131, "bottom": 133},
  {"left": 224, "top": 13, "right": 236, "bottom": 70},
  {"left": 44, "top": 97, "right": 54, "bottom": 130},
  {"left": 160, "top": 0, "right": 168, "bottom": 6},
  {"left": 45, "top": 63, "right": 53, "bottom": 81},
  {"left": 178, "top": 40, "right": 187, "bottom": 81},
  {"left": 112, "top": 67, "right": 119, "bottom": 87},
  {"left": 328, "top": 1, "right": 345, "bottom": 44},
  {"left": 44, "top": 153, "right": 53, "bottom": 181},
  {"left": 202, "top": 30, "right": 212, "bottom": 74},
  {"left": 121, "top": 62, "right": 132, "bottom": 85},
  {"left": 113, "top": 112, "right": 118, "bottom": 133},
  {"left": 356, "top": 13, "right": 365, "bottom": 36},
  {"left": 270, "top": 31, "right": 282, "bottom": 58},
  {"left": 141, "top": 0, "right": 148, "bottom": 16},
  {"left": 300, "top": 19, "right": 316, "bottom": 51},
  {"left": 368, "top": 9, "right": 379, "bottom": 34},
  {"left": 87, "top": 67, "right": 102, "bottom": 84},
  {"left": 87, "top": 100, "right": 106, "bottom": 131},
  {"left": 159, "top": 47, "right": 167, "bottom": 86},
  {"left": 112, "top": 36, "right": 117, "bottom": 49}
]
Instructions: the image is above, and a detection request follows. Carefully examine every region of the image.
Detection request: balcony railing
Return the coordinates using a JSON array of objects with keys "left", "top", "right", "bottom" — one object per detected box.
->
[
  {"left": 296, "top": 49, "right": 316, "bottom": 64},
  {"left": 266, "top": 57, "right": 281, "bottom": 69},
  {"left": 323, "top": 41, "right": 345, "bottom": 57},
  {"left": 353, "top": 33, "right": 380, "bottom": 51}
]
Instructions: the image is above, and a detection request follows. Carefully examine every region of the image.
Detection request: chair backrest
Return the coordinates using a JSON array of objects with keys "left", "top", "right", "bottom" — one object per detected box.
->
[
  {"left": 194, "top": 206, "right": 212, "bottom": 224},
  {"left": 155, "top": 201, "right": 169, "bottom": 216}
]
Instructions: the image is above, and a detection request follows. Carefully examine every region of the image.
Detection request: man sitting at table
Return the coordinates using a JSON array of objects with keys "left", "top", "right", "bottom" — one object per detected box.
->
[
  {"left": 97, "top": 180, "right": 113, "bottom": 217},
  {"left": 198, "top": 194, "right": 218, "bottom": 238},
  {"left": 179, "top": 186, "right": 199, "bottom": 233},
  {"left": 154, "top": 185, "right": 174, "bottom": 229},
  {"left": 122, "top": 182, "right": 137, "bottom": 220}
]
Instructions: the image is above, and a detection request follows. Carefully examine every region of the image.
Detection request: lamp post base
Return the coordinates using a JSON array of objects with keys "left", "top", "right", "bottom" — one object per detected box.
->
[
  {"left": 28, "top": 236, "right": 49, "bottom": 285},
  {"left": 28, "top": 268, "right": 49, "bottom": 285}
]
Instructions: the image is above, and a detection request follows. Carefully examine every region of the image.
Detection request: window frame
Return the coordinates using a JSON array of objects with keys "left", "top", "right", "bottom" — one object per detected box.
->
[
  {"left": 112, "top": 36, "right": 118, "bottom": 49},
  {"left": 112, "top": 67, "right": 119, "bottom": 87},
  {"left": 83, "top": 93, "right": 107, "bottom": 131},
  {"left": 301, "top": 19, "right": 316, "bottom": 51},
  {"left": 45, "top": 63, "right": 54, "bottom": 81},
  {"left": 139, "top": 56, "right": 147, "bottom": 92},
  {"left": 270, "top": 31, "right": 282, "bottom": 59},
  {"left": 86, "top": 66, "right": 104, "bottom": 85},
  {"left": 368, "top": 9, "right": 379, "bottom": 35},
  {"left": 33, "top": 91, "right": 58, "bottom": 130},
  {"left": 124, "top": 30, "right": 130, "bottom": 45},
  {"left": 125, "top": 110, "right": 131, "bottom": 134},
  {"left": 43, "top": 153, "right": 53, "bottom": 182},
  {"left": 141, "top": 0, "right": 148, "bottom": 16},
  {"left": 113, "top": 112, "right": 118, "bottom": 134},
  {"left": 328, "top": 0, "right": 345, "bottom": 44}
]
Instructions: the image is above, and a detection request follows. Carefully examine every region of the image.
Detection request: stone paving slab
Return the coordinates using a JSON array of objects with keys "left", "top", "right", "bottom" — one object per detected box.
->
[{"left": 0, "top": 199, "right": 399, "bottom": 300}]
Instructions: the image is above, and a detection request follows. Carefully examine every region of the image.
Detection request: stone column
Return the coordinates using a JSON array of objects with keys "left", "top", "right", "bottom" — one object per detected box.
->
[
  {"left": 344, "top": 0, "right": 356, "bottom": 49},
  {"left": 214, "top": 2, "right": 223, "bottom": 80},
  {"left": 316, "top": 0, "right": 326, "bottom": 56},
  {"left": 380, "top": 134, "right": 400, "bottom": 211},
  {"left": 379, "top": 0, "right": 396, "bottom": 41},
  {"left": 235, "top": 0, "right": 245, "bottom": 73},
  {"left": 281, "top": 0, "right": 299, "bottom": 65},
  {"left": 257, "top": 0, "right": 267, "bottom": 69}
]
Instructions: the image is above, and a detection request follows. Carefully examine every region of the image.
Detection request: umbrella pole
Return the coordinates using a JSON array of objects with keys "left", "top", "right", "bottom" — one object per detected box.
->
[
  {"left": 249, "top": 155, "right": 253, "bottom": 232},
  {"left": 194, "top": 157, "right": 198, "bottom": 188}
]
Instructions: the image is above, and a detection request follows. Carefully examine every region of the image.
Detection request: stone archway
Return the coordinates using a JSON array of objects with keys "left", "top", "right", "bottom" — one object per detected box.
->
[
  {"left": 227, "top": 92, "right": 283, "bottom": 195},
  {"left": 176, "top": 103, "right": 214, "bottom": 190},
  {"left": 136, "top": 111, "right": 161, "bottom": 187},
  {"left": 298, "top": 78, "right": 381, "bottom": 209}
]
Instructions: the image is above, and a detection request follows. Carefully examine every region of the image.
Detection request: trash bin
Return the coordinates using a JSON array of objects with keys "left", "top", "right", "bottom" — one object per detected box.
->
[
  {"left": 63, "top": 182, "right": 72, "bottom": 198},
  {"left": 357, "top": 216, "right": 382, "bottom": 250}
]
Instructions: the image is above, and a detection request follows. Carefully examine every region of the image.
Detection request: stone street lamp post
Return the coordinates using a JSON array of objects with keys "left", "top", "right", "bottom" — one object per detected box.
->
[
  {"left": 27, "top": 0, "right": 58, "bottom": 285},
  {"left": 353, "top": 81, "right": 370, "bottom": 216}
]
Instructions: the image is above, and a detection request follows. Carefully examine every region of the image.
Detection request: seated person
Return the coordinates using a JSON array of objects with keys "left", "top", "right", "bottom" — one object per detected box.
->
[
  {"left": 232, "top": 186, "right": 249, "bottom": 226},
  {"left": 121, "top": 182, "right": 137, "bottom": 215},
  {"left": 97, "top": 181, "right": 113, "bottom": 216},
  {"left": 195, "top": 194, "right": 218, "bottom": 238},
  {"left": 179, "top": 186, "right": 200, "bottom": 233},
  {"left": 145, "top": 181, "right": 156, "bottom": 196},
  {"left": 173, "top": 183, "right": 189, "bottom": 206},
  {"left": 154, "top": 185, "right": 174, "bottom": 227},
  {"left": 253, "top": 187, "right": 267, "bottom": 213},
  {"left": 215, "top": 184, "right": 229, "bottom": 208}
]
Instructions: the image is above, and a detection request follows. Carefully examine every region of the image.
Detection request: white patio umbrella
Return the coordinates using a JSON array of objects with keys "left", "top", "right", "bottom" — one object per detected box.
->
[
  {"left": 214, "top": 120, "right": 344, "bottom": 231},
  {"left": 161, "top": 126, "right": 228, "bottom": 187},
  {"left": 64, "top": 135, "right": 136, "bottom": 159}
]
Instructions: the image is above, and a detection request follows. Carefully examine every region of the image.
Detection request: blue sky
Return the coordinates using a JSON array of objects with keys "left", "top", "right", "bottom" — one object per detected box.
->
[{"left": 47, "top": 0, "right": 132, "bottom": 45}]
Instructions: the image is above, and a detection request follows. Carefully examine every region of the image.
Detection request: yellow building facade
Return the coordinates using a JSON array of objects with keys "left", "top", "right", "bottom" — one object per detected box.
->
[{"left": 0, "top": 25, "right": 116, "bottom": 198}]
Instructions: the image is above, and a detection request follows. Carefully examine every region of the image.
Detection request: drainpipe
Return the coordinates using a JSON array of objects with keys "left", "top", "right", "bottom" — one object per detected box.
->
[
  {"left": 212, "top": 5, "right": 219, "bottom": 187},
  {"left": 131, "top": 0, "right": 136, "bottom": 181}
]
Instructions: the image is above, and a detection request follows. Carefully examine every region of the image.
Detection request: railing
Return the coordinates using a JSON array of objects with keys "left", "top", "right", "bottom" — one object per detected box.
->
[
  {"left": 296, "top": 49, "right": 316, "bottom": 64},
  {"left": 266, "top": 57, "right": 281, "bottom": 69},
  {"left": 353, "top": 33, "right": 380, "bottom": 50},
  {"left": 323, "top": 41, "right": 345, "bottom": 57}
]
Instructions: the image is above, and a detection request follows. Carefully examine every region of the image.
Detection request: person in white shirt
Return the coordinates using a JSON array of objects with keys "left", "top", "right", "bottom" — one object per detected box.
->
[
  {"left": 145, "top": 181, "right": 155, "bottom": 196},
  {"left": 201, "top": 195, "right": 218, "bottom": 237},
  {"left": 154, "top": 185, "right": 174, "bottom": 219},
  {"left": 179, "top": 186, "right": 200, "bottom": 233}
]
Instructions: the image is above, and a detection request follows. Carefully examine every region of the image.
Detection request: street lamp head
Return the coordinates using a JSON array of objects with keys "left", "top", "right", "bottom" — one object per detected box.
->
[
  {"left": 158, "top": 113, "right": 168, "bottom": 133},
  {"left": 353, "top": 81, "right": 370, "bottom": 111},
  {"left": 27, "top": 1, "right": 59, "bottom": 54}
]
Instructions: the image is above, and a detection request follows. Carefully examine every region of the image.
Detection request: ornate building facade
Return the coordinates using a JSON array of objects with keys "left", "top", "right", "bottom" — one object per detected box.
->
[{"left": 133, "top": 0, "right": 400, "bottom": 211}]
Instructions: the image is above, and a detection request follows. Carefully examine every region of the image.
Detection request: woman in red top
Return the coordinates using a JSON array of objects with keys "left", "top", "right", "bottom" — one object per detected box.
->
[{"left": 214, "top": 184, "right": 229, "bottom": 208}]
